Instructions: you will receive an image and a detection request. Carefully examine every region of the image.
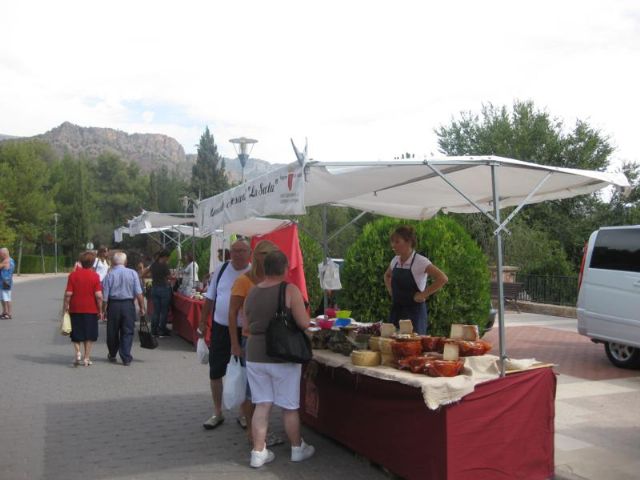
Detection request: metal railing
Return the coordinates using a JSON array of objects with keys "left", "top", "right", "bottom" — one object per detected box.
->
[{"left": 515, "top": 274, "right": 579, "bottom": 306}]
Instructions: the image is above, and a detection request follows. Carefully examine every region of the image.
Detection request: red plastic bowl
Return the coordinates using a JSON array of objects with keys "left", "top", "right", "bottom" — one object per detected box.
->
[{"left": 317, "top": 318, "right": 335, "bottom": 330}]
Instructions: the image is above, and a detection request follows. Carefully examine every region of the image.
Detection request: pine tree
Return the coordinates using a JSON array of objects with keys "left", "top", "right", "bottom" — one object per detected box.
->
[{"left": 191, "top": 126, "right": 229, "bottom": 199}]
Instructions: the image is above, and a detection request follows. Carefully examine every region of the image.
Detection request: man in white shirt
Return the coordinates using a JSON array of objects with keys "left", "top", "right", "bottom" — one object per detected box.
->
[
  {"left": 197, "top": 240, "right": 251, "bottom": 430},
  {"left": 180, "top": 253, "right": 199, "bottom": 294}
]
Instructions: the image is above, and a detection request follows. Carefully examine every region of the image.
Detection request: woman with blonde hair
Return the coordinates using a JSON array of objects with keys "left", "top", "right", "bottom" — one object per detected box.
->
[{"left": 228, "top": 240, "right": 281, "bottom": 443}]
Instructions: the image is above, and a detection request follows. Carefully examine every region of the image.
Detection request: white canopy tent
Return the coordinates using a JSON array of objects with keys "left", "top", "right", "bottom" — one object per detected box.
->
[
  {"left": 117, "top": 211, "right": 204, "bottom": 287},
  {"left": 127, "top": 210, "right": 195, "bottom": 235},
  {"left": 194, "top": 156, "right": 630, "bottom": 375},
  {"left": 114, "top": 224, "right": 207, "bottom": 243}
]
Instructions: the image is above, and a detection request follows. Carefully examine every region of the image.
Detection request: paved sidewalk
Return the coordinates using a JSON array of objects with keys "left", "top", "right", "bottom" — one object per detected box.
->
[
  {"left": 2, "top": 278, "right": 638, "bottom": 479},
  {"left": 12, "top": 273, "right": 69, "bottom": 284},
  {"left": 487, "top": 313, "right": 640, "bottom": 480},
  {"left": 0, "top": 277, "right": 387, "bottom": 480}
]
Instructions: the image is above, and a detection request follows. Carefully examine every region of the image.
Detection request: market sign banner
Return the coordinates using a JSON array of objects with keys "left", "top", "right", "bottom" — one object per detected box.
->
[{"left": 195, "top": 164, "right": 305, "bottom": 234}]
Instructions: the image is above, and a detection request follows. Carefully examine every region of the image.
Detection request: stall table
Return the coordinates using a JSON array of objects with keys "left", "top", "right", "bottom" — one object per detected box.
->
[
  {"left": 301, "top": 355, "right": 555, "bottom": 480},
  {"left": 170, "top": 292, "right": 205, "bottom": 346}
]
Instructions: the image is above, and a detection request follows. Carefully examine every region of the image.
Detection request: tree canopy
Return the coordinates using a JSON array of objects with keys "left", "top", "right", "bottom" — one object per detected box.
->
[
  {"left": 436, "top": 100, "right": 634, "bottom": 271},
  {"left": 190, "top": 126, "right": 229, "bottom": 200}
]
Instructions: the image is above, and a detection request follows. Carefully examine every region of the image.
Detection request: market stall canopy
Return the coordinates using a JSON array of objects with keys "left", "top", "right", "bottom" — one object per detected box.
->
[
  {"left": 114, "top": 225, "right": 206, "bottom": 243},
  {"left": 128, "top": 210, "right": 195, "bottom": 235},
  {"left": 195, "top": 156, "right": 630, "bottom": 233},
  {"left": 304, "top": 156, "right": 631, "bottom": 218},
  {"left": 193, "top": 155, "right": 629, "bottom": 375}
]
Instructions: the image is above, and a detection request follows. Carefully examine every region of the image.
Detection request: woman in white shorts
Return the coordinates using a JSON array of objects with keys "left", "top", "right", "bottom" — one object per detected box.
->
[{"left": 243, "top": 250, "right": 314, "bottom": 468}]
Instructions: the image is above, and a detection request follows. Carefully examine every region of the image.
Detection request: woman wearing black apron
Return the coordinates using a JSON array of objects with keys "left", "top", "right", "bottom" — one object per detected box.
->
[{"left": 383, "top": 225, "right": 448, "bottom": 334}]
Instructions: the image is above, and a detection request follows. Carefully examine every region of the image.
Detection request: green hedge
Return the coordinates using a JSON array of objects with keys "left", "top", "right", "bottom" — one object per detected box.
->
[
  {"left": 298, "top": 228, "right": 323, "bottom": 312},
  {"left": 341, "top": 216, "right": 491, "bottom": 335},
  {"left": 18, "top": 255, "right": 71, "bottom": 273}
]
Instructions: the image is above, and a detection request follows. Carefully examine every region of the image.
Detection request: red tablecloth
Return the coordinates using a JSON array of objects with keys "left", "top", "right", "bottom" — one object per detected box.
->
[
  {"left": 170, "top": 292, "right": 206, "bottom": 346},
  {"left": 301, "top": 364, "right": 555, "bottom": 480}
]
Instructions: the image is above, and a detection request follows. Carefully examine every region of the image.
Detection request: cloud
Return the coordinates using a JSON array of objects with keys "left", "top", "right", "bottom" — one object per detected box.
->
[{"left": 0, "top": 0, "right": 638, "bottom": 166}]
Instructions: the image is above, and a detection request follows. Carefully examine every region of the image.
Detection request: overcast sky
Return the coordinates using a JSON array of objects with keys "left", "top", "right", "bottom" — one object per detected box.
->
[{"left": 1, "top": 0, "right": 639, "bottom": 168}]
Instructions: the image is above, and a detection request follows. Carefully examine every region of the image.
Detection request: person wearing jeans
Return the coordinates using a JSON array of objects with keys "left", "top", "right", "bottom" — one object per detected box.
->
[{"left": 149, "top": 250, "right": 172, "bottom": 337}]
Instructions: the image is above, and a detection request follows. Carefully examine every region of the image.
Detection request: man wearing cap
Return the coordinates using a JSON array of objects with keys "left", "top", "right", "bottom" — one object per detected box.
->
[{"left": 102, "top": 252, "right": 146, "bottom": 366}]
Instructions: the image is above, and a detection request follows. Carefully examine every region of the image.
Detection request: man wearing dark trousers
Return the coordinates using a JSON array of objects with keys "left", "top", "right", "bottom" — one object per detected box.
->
[{"left": 102, "top": 252, "right": 145, "bottom": 366}]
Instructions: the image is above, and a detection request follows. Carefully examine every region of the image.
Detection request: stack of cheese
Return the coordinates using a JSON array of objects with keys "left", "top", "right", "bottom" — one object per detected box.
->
[
  {"left": 398, "top": 319, "right": 414, "bottom": 335},
  {"left": 379, "top": 322, "right": 396, "bottom": 366},
  {"left": 449, "top": 324, "right": 480, "bottom": 341},
  {"left": 351, "top": 350, "right": 382, "bottom": 366},
  {"left": 447, "top": 323, "right": 491, "bottom": 357}
]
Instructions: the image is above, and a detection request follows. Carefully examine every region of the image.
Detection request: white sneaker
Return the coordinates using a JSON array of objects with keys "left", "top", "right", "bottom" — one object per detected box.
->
[
  {"left": 250, "top": 447, "right": 275, "bottom": 468},
  {"left": 291, "top": 439, "right": 315, "bottom": 462}
]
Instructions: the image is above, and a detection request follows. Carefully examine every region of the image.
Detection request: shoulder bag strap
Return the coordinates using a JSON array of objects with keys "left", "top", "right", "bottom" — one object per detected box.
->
[
  {"left": 278, "top": 281, "right": 287, "bottom": 314},
  {"left": 215, "top": 261, "right": 229, "bottom": 289}
]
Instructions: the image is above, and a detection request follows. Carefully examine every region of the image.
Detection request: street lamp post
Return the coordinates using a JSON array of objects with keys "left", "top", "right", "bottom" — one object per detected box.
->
[
  {"left": 229, "top": 137, "right": 258, "bottom": 183},
  {"left": 53, "top": 213, "right": 59, "bottom": 274},
  {"left": 182, "top": 196, "right": 196, "bottom": 290}
]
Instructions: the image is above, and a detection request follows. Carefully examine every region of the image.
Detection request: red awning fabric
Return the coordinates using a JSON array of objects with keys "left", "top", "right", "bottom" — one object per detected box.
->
[{"left": 251, "top": 223, "right": 309, "bottom": 303}]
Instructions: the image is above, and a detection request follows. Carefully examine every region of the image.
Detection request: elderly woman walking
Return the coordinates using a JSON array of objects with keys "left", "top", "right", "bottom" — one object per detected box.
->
[
  {"left": 63, "top": 251, "right": 103, "bottom": 366},
  {"left": 243, "top": 250, "right": 314, "bottom": 468}
]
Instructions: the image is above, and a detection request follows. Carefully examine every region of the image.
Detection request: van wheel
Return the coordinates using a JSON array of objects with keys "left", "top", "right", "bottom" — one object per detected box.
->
[{"left": 605, "top": 342, "right": 640, "bottom": 369}]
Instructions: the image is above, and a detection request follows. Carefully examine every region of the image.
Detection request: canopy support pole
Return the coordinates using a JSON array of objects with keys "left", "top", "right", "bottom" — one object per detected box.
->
[
  {"left": 493, "top": 172, "right": 553, "bottom": 235},
  {"left": 426, "top": 164, "right": 510, "bottom": 234},
  {"left": 327, "top": 211, "right": 367, "bottom": 242},
  {"left": 322, "top": 205, "right": 329, "bottom": 313},
  {"left": 491, "top": 165, "right": 507, "bottom": 377},
  {"left": 192, "top": 221, "right": 196, "bottom": 289}
]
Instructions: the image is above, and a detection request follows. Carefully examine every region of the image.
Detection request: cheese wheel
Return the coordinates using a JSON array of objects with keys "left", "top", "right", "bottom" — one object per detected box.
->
[
  {"left": 399, "top": 319, "right": 414, "bottom": 335},
  {"left": 450, "top": 324, "right": 464, "bottom": 339},
  {"left": 380, "top": 323, "right": 396, "bottom": 338},
  {"left": 351, "top": 350, "right": 381, "bottom": 367},
  {"left": 462, "top": 325, "right": 480, "bottom": 341},
  {"left": 368, "top": 336, "right": 381, "bottom": 352},
  {"left": 380, "top": 352, "right": 396, "bottom": 367},
  {"left": 443, "top": 342, "right": 460, "bottom": 361},
  {"left": 378, "top": 337, "right": 394, "bottom": 354}
]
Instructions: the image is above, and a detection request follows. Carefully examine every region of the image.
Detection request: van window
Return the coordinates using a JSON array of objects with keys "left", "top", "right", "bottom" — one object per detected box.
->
[{"left": 590, "top": 228, "right": 640, "bottom": 273}]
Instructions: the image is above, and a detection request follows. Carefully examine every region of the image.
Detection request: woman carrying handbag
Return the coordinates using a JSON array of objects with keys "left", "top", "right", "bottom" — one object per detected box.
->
[{"left": 243, "top": 250, "right": 314, "bottom": 468}]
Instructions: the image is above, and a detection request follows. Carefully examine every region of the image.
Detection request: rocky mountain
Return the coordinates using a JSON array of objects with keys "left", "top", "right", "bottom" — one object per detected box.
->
[
  {"left": 32, "top": 122, "right": 187, "bottom": 172},
  {"left": 0, "top": 122, "right": 284, "bottom": 181}
]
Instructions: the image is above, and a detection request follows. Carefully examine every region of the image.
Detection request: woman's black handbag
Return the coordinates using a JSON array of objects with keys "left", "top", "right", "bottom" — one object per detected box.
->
[
  {"left": 266, "top": 282, "right": 312, "bottom": 363},
  {"left": 139, "top": 316, "right": 158, "bottom": 349}
]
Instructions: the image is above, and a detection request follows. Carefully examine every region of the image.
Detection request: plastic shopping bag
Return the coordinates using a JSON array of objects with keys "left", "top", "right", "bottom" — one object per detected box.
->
[
  {"left": 318, "top": 259, "right": 342, "bottom": 290},
  {"left": 196, "top": 338, "right": 209, "bottom": 365},
  {"left": 60, "top": 312, "right": 72, "bottom": 336},
  {"left": 222, "top": 357, "right": 247, "bottom": 410}
]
